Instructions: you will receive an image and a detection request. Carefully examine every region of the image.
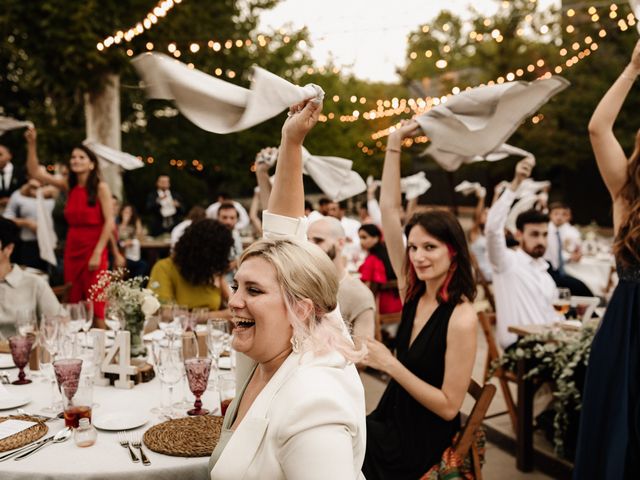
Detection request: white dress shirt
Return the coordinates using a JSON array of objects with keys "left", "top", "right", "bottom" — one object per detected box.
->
[
  {"left": 544, "top": 222, "right": 582, "bottom": 271},
  {"left": 170, "top": 219, "right": 192, "bottom": 249},
  {"left": 486, "top": 189, "right": 558, "bottom": 348},
  {"left": 0, "top": 162, "right": 13, "bottom": 192},
  {"left": 206, "top": 201, "right": 250, "bottom": 231}
]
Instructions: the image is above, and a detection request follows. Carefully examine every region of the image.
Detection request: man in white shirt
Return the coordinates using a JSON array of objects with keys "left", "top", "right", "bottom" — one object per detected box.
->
[
  {"left": 145, "top": 175, "right": 184, "bottom": 236},
  {"left": 306, "top": 217, "right": 375, "bottom": 340},
  {"left": 206, "top": 193, "right": 250, "bottom": 231},
  {"left": 0, "top": 218, "right": 61, "bottom": 339},
  {"left": 0, "top": 144, "right": 23, "bottom": 213},
  {"left": 544, "top": 202, "right": 592, "bottom": 296},
  {"left": 217, "top": 202, "right": 244, "bottom": 285},
  {"left": 486, "top": 159, "right": 558, "bottom": 349}
]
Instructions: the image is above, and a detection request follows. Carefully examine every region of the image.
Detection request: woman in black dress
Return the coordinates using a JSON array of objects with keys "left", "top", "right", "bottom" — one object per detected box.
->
[
  {"left": 361, "top": 119, "right": 478, "bottom": 479},
  {"left": 573, "top": 39, "right": 640, "bottom": 479}
]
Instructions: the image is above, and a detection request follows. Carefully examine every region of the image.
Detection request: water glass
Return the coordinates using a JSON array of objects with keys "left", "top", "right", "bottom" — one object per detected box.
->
[
  {"left": 9, "top": 335, "right": 34, "bottom": 385},
  {"left": 218, "top": 373, "right": 236, "bottom": 416},
  {"left": 155, "top": 345, "right": 182, "bottom": 417},
  {"left": 207, "top": 319, "right": 229, "bottom": 368}
]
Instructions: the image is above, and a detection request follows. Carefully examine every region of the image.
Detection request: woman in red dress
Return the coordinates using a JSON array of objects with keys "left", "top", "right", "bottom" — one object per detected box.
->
[
  {"left": 358, "top": 223, "right": 402, "bottom": 314},
  {"left": 25, "top": 128, "right": 114, "bottom": 317}
]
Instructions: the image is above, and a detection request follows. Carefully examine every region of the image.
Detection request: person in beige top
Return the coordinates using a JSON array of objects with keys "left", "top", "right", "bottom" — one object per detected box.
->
[{"left": 0, "top": 218, "right": 61, "bottom": 338}]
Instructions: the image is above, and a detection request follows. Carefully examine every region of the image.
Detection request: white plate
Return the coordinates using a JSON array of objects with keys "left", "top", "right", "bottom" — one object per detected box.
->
[
  {"left": 0, "top": 354, "right": 15, "bottom": 369},
  {"left": 0, "top": 395, "right": 31, "bottom": 410},
  {"left": 218, "top": 357, "right": 231, "bottom": 370},
  {"left": 92, "top": 411, "right": 149, "bottom": 431}
]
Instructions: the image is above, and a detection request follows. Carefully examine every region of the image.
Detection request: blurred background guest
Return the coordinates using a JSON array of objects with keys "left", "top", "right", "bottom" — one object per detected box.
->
[
  {"left": 170, "top": 205, "right": 206, "bottom": 249},
  {"left": 117, "top": 203, "right": 148, "bottom": 278},
  {"left": 0, "top": 143, "right": 23, "bottom": 214},
  {"left": 146, "top": 174, "right": 184, "bottom": 236}
]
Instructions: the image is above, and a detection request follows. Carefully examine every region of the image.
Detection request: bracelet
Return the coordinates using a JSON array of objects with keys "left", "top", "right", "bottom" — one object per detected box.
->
[{"left": 386, "top": 147, "right": 402, "bottom": 154}]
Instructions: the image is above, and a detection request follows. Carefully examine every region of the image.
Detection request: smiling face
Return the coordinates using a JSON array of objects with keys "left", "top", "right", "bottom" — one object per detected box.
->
[
  {"left": 69, "top": 148, "right": 95, "bottom": 174},
  {"left": 517, "top": 223, "right": 548, "bottom": 259},
  {"left": 229, "top": 256, "right": 293, "bottom": 363},
  {"left": 407, "top": 224, "right": 452, "bottom": 283}
]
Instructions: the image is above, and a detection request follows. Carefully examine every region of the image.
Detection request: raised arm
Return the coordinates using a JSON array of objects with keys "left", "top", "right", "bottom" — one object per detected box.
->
[
  {"left": 588, "top": 39, "right": 640, "bottom": 199},
  {"left": 380, "top": 119, "right": 420, "bottom": 299},
  {"left": 268, "top": 100, "right": 321, "bottom": 218},
  {"left": 485, "top": 158, "right": 532, "bottom": 273},
  {"left": 24, "top": 128, "right": 67, "bottom": 191}
]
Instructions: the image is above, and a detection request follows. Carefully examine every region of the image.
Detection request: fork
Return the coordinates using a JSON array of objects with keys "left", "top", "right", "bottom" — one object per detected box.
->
[
  {"left": 130, "top": 435, "right": 151, "bottom": 466},
  {"left": 117, "top": 431, "right": 139, "bottom": 463}
]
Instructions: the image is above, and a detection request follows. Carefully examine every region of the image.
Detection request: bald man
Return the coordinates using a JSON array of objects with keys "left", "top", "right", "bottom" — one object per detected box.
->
[{"left": 307, "top": 217, "right": 375, "bottom": 339}]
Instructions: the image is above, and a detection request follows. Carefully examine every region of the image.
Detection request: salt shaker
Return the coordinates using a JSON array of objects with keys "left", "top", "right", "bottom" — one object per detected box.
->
[{"left": 74, "top": 418, "right": 97, "bottom": 447}]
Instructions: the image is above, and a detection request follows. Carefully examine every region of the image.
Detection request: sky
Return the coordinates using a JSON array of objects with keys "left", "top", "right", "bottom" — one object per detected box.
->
[{"left": 259, "top": 0, "right": 556, "bottom": 83}]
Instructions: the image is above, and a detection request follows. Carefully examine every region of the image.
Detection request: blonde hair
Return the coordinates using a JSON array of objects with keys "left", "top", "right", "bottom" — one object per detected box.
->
[{"left": 239, "top": 237, "right": 364, "bottom": 362}]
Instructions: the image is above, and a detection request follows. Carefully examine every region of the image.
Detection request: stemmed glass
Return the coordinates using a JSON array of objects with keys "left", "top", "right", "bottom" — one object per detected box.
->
[
  {"left": 39, "top": 314, "right": 61, "bottom": 414},
  {"left": 79, "top": 300, "right": 94, "bottom": 342},
  {"left": 53, "top": 359, "right": 83, "bottom": 408},
  {"left": 207, "top": 319, "right": 229, "bottom": 369},
  {"left": 173, "top": 333, "right": 199, "bottom": 410},
  {"left": 185, "top": 357, "right": 212, "bottom": 415},
  {"left": 553, "top": 288, "right": 572, "bottom": 319},
  {"left": 9, "top": 335, "right": 35, "bottom": 385},
  {"left": 154, "top": 344, "right": 183, "bottom": 418},
  {"left": 158, "top": 304, "right": 181, "bottom": 340}
]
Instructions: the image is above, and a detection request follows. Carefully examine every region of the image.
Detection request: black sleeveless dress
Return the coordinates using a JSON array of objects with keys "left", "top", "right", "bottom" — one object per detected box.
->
[
  {"left": 573, "top": 263, "right": 640, "bottom": 479},
  {"left": 363, "top": 297, "right": 460, "bottom": 480}
]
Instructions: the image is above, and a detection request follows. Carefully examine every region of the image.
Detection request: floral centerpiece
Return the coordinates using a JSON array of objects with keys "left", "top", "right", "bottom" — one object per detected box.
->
[{"left": 89, "top": 269, "right": 160, "bottom": 358}]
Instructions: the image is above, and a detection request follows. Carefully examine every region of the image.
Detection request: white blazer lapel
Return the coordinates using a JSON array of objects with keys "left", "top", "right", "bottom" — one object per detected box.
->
[{"left": 210, "top": 353, "right": 301, "bottom": 480}]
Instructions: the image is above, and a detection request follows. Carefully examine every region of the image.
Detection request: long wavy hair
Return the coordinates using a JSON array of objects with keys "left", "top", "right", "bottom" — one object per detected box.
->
[
  {"left": 614, "top": 133, "right": 640, "bottom": 266},
  {"left": 239, "top": 237, "right": 364, "bottom": 363},
  {"left": 173, "top": 219, "right": 233, "bottom": 286},
  {"left": 358, "top": 224, "right": 396, "bottom": 281},
  {"left": 67, "top": 145, "right": 100, "bottom": 206},
  {"left": 403, "top": 210, "right": 476, "bottom": 305}
]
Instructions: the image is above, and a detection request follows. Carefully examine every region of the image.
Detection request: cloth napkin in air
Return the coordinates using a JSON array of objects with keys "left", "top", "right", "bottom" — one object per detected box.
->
[
  {"left": 132, "top": 53, "right": 324, "bottom": 134},
  {"left": 400, "top": 171, "right": 431, "bottom": 200},
  {"left": 0, "top": 116, "right": 33, "bottom": 136},
  {"left": 414, "top": 76, "right": 569, "bottom": 171},
  {"left": 82, "top": 140, "right": 144, "bottom": 170}
]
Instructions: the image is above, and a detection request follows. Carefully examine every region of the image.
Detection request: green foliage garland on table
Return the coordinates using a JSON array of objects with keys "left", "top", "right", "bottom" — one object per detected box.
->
[{"left": 493, "top": 320, "right": 598, "bottom": 458}]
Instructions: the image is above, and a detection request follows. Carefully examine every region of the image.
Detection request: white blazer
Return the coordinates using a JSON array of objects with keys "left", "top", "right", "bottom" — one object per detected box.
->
[{"left": 210, "top": 349, "right": 366, "bottom": 480}]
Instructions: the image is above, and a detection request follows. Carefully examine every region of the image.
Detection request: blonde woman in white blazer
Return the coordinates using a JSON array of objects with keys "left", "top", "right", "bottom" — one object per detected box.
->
[{"left": 209, "top": 98, "right": 367, "bottom": 480}]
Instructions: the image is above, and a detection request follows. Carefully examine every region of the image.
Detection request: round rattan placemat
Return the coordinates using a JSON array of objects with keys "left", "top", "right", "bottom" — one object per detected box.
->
[
  {"left": 0, "top": 415, "right": 48, "bottom": 453},
  {"left": 143, "top": 415, "right": 223, "bottom": 457}
]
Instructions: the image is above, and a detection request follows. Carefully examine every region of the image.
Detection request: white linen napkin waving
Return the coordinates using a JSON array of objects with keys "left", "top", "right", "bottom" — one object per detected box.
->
[
  {"left": 414, "top": 76, "right": 569, "bottom": 171},
  {"left": 0, "top": 116, "right": 33, "bottom": 136},
  {"left": 400, "top": 172, "right": 431, "bottom": 200},
  {"left": 83, "top": 140, "right": 144, "bottom": 170},
  {"left": 132, "top": 53, "right": 324, "bottom": 134}
]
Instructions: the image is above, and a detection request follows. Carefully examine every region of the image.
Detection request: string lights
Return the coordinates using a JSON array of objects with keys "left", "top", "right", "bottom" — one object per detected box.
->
[{"left": 97, "top": 0, "right": 183, "bottom": 51}]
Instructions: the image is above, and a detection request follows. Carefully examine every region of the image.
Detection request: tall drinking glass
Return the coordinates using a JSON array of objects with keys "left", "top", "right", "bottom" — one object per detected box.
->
[
  {"left": 155, "top": 345, "right": 182, "bottom": 418},
  {"left": 207, "top": 319, "right": 229, "bottom": 369}
]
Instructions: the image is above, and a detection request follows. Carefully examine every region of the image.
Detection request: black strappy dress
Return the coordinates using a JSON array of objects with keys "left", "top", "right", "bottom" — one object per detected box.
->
[{"left": 363, "top": 297, "right": 460, "bottom": 479}]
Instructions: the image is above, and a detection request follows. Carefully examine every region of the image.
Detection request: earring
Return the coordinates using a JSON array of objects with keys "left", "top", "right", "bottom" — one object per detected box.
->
[{"left": 290, "top": 335, "right": 301, "bottom": 353}]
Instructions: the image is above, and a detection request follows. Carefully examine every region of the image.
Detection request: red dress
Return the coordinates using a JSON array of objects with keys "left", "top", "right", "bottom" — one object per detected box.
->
[
  {"left": 64, "top": 186, "right": 107, "bottom": 311},
  {"left": 359, "top": 254, "right": 402, "bottom": 314}
]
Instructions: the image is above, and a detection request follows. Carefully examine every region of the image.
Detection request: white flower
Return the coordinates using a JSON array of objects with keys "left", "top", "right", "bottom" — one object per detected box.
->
[{"left": 141, "top": 295, "right": 160, "bottom": 316}]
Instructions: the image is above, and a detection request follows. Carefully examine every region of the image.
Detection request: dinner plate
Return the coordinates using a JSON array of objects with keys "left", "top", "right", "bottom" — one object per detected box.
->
[
  {"left": 92, "top": 411, "right": 149, "bottom": 431},
  {"left": 0, "top": 395, "right": 31, "bottom": 410},
  {"left": 0, "top": 354, "right": 15, "bottom": 369}
]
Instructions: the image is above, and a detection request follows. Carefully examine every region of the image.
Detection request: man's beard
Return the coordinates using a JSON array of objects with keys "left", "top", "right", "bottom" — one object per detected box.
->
[{"left": 523, "top": 245, "right": 545, "bottom": 259}]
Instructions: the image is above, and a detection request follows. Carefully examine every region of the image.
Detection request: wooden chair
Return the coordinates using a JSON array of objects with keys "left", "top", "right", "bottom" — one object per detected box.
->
[
  {"left": 478, "top": 311, "right": 518, "bottom": 432},
  {"left": 371, "top": 280, "right": 402, "bottom": 342},
  {"left": 51, "top": 283, "right": 72, "bottom": 303},
  {"left": 419, "top": 379, "right": 496, "bottom": 480}
]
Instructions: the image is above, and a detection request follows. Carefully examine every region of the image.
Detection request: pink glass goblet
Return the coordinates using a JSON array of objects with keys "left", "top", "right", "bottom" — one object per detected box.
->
[
  {"left": 9, "top": 335, "right": 34, "bottom": 385},
  {"left": 53, "top": 359, "right": 83, "bottom": 399},
  {"left": 184, "top": 357, "right": 212, "bottom": 416}
]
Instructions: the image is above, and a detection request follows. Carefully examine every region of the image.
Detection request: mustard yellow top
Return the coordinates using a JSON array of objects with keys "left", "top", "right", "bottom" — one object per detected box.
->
[{"left": 149, "top": 257, "right": 222, "bottom": 310}]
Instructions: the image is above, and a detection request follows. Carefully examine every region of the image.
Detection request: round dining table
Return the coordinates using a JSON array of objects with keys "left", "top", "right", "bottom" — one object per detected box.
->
[{"left": 0, "top": 357, "right": 221, "bottom": 480}]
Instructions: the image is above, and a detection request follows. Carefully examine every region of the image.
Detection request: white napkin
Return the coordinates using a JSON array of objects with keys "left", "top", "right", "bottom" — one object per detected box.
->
[
  {"left": 400, "top": 172, "right": 431, "bottom": 200},
  {"left": 0, "top": 382, "right": 8, "bottom": 398},
  {"left": 414, "top": 76, "right": 569, "bottom": 171},
  {"left": 506, "top": 193, "right": 539, "bottom": 234},
  {"left": 132, "top": 53, "right": 324, "bottom": 134},
  {"left": 82, "top": 140, "right": 144, "bottom": 170},
  {"left": 260, "top": 146, "right": 367, "bottom": 202},
  {"left": 515, "top": 178, "right": 550, "bottom": 199},
  {"left": 0, "top": 117, "right": 33, "bottom": 136},
  {"left": 630, "top": 0, "right": 640, "bottom": 34},
  {"left": 0, "top": 420, "right": 37, "bottom": 441},
  {"left": 471, "top": 143, "right": 534, "bottom": 163},
  {"left": 455, "top": 180, "right": 481, "bottom": 195},
  {"left": 35, "top": 188, "right": 57, "bottom": 266}
]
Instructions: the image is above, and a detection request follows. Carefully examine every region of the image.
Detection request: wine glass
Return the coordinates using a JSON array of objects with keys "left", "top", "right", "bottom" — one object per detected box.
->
[
  {"left": 104, "top": 301, "right": 124, "bottom": 333},
  {"left": 173, "top": 333, "right": 199, "bottom": 410},
  {"left": 184, "top": 358, "right": 212, "bottom": 416},
  {"left": 9, "top": 335, "right": 35, "bottom": 385},
  {"left": 207, "top": 319, "right": 229, "bottom": 369},
  {"left": 155, "top": 345, "right": 183, "bottom": 418},
  {"left": 16, "top": 309, "right": 38, "bottom": 336},
  {"left": 158, "top": 304, "right": 181, "bottom": 340},
  {"left": 553, "top": 288, "right": 572, "bottom": 319},
  {"left": 79, "top": 300, "right": 94, "bottom": 339},
  {"left": 38, "top": 334, "right": 62, "bottom": 415}
]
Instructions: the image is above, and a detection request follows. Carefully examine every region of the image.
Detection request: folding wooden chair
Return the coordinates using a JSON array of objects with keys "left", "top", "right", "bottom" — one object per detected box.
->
[
  {"left": 371, "top": 280, "right": 402, "bottom": 342},
  {"left": 478, "top": 311, "right": 518, "bottom": 432}
]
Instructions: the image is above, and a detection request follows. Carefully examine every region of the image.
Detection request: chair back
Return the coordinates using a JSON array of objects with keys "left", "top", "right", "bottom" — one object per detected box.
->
[
  {"left": 51, "top": 283, "right": 72, "bottom": 303},
  {"left": 478, "top": 312, "right": 500, "bottom": 376},
  {"left": 454, "top": 379, "right": 496, "bottom": 459}
]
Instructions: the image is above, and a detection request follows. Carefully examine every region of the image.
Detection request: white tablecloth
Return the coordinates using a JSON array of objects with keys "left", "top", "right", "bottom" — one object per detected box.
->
[
  {"left": 0, "top": 367, "right": 221, "bottom": 480},
  {"left": 565, "top": 255, "right": 616, "bottom": 298}
]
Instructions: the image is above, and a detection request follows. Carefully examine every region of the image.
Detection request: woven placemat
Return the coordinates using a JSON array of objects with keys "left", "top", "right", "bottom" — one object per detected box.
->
[
  {"left": 143, "top": 415, "right": 223, "bottom": 457},
  {"left": 0, "top": 415, "right": 48, "bottom": 452}
]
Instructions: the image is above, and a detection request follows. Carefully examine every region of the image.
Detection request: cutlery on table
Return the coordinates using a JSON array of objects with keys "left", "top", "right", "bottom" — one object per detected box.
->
[
  {"left": 14, "top": 427, "right": 72, "bottom": 461},
  {"left": 117, "top": 431, "right": 139, "bottom": 463},
  {"left": 130, "top": 435, "right": 151, "bottom": 466}
]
